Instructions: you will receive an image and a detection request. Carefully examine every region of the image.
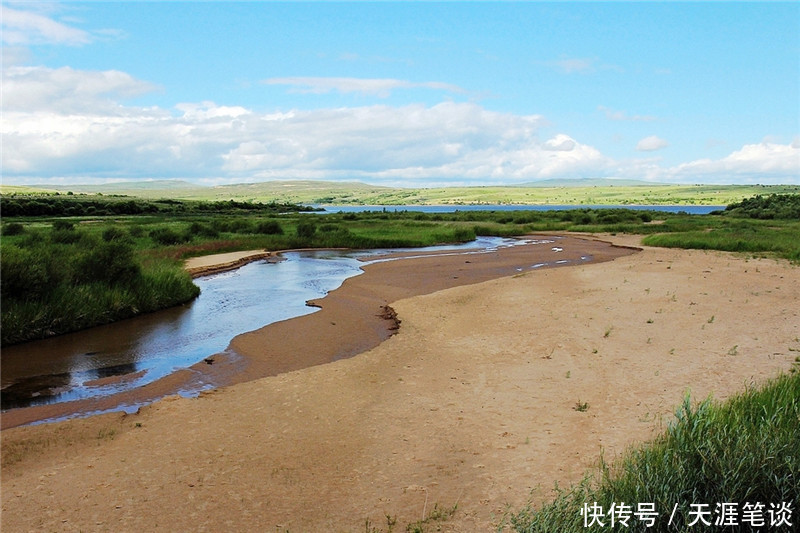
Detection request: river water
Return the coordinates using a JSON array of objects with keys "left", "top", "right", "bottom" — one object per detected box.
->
[
  {"left": 314, "top": 204, "right": 725, "bottom": 214},
  {"left": 1, "top": 237, "right": 524, "bottom": 411}
]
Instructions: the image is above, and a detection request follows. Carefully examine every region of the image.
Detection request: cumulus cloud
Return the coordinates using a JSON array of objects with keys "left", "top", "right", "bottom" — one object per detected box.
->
[
  {"left": 262, "top": 77, "right": 466, "bottom": 98},
  {"left": 667, "top": 141, "right": 800, "bottom": 182},
  {"left": 2, "top": 65, "right": 797, "bottom": 186},
  {"left": 3, "top": 65, "right": 159, "bottom": 114},
  {"left": 1, "top": 66, "right": 615, "bottom": 184},
  {"left": 1, "top": 5, "right": 90, "bottom": 46},
  {"left": 636, "top": 135, "right": 669, "bottom": 152},
  {"left": 543, "top": 134, "right": 577, "bottom": 152}
]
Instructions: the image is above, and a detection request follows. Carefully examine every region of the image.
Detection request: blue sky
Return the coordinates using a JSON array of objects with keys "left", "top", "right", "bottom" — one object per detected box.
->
[{"left": 2, "top": 1, "right": 798, "bottom": 186}]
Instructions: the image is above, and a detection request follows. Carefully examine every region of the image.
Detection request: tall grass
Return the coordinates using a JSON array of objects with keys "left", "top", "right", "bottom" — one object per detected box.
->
[
  {"left": 1, "top": 227, "right": 199, "bottom": 345},
  {"left": 506, "top": 372, "right": 800, "bottom": 532},
  {"left": 643, "top": 223, "right": 800, "bottom": 262}
]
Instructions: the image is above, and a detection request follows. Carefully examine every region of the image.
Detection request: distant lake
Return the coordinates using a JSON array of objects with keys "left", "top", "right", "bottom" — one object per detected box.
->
[{"left": 313, "top": 204, "right": 725, "bottom": 215}]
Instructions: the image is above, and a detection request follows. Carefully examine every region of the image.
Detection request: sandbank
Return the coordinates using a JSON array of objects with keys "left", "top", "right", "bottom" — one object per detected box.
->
[
  {"left": 0, "top": 235, "right": 628, "bottom": 429},
  {"left": 184, "top": 249, "right": 276, "bottom": 277},
  {"left": 2, "top": 235, "right": 798, "bottom": 532}
]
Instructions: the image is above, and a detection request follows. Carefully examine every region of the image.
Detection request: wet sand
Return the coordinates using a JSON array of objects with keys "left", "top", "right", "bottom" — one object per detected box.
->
[
  {"left": 0, "top": 235, "right": 627, "bottom": 430},
  {"left": 2, "top": 235, "right": 798, "bottom": 531}
]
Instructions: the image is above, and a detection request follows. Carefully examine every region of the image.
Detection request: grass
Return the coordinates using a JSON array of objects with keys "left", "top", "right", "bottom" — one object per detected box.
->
[
  {"left": 573, "top": 401, "right": 590, "bottom": 412},
  {"left": 3, "top": 193, "right": 798, "bottom": 344},
  {"left": 360, "top": 502, "right": 458, "bottom": 533},
  {"left": 504, "top": 371, "right": 800, "bottom": 532},
  {"left": 642, "top": 221, "right": 800, "bottom": 263},
  {"left": 14, "top": 180, "right": 799, "bottom": 206}
]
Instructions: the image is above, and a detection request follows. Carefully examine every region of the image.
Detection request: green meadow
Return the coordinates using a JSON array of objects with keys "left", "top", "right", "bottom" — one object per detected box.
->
[
  {"left": 4, "top": 179, "right": 798, "bottom": 206},
  {"left": 1, "top": 192, "right": 798, "bottom": 345}
]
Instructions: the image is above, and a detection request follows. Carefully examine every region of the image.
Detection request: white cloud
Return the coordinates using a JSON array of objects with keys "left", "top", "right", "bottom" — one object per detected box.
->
[
  {"left": 1, "top": 66, "right": 614, "bottom": 184},
  {"left": 1, "top": 5, "right": 90, "bottom": 46},
  {"left": 262, "top": 77, "right": 466, "bottom": 98},
  {"left": 636, "top": 135, "right": 669, "bottom": 152},
  {"left": 2, "top": 66, "right": 797, "bottom": 186},
  {"left": 175, "top": 101, "right": 250, "bottom": 120},
  {"left": 667, "top": 141, "right": 800, "bottom": 183},
  {"left": 543, "top": 134, "right": 577, "bottom": 152},
  {"left": 2, "top": 66, "right": 159, "bottom": 114}
]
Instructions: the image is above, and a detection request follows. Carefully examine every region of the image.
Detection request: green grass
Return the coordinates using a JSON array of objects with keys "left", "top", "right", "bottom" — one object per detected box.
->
[
  {"left": 642, "top": 220, "right": 800, "bottom": 262},
  {"left": 504, "top": 371, "right": 800, "bottom": 532},
  {"left": 12, "top": 179, "right": 799, "bottom": 206},
  {"left": 1, "top": 225, "right": 200, "bottom": 345},
  {"left": 3, "top": 194, "right": 798, "bottom": 344}
]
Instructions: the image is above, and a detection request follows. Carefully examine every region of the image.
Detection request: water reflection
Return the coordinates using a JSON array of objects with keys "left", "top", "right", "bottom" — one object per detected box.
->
[
  {"left": 0, "top": 238, "right": 542, "bottom": 410},
  {"left": 1, "top": 251, "right": 366, "bottom": 409}
]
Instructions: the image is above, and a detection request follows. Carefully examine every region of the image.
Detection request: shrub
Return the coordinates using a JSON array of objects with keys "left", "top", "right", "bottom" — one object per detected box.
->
[
  {"left": 296, "top": 219, "right": 317, "bottom": 239},
  {"left": 52, "top": 220, "right": 74, "bottom": 231},
  {"left": 149, "top": 227, "right": 188, "bottom": 245},
  {"left": 128, "top": 225, "right": 145, "bottom": 238},
  {"left": 102, "top": 226, "right": 130, "bottom": 242},
  {"left": 2, "top": 222, "right": 24, "bottom": 236},
  {"left": 77, "top": 240, "right": 141, "bottom": 286},
  {"left": 0, "top": 245, "right": 48, "bottom": 299},
  {"left": 51, "top": 228, "right": 82, "bottom": 244},
  {"left": 318, "top": 223, "right": 339, "bottom": 233},
  {"left": 188, "top": 222, "right": 219, "bottom": 238},
  {"left": 255, "top": 220, "right": 284, "bottom": 235}
]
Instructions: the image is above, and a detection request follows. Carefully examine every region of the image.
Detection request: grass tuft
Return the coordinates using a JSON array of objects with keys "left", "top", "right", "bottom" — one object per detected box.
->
[{"left": 505, "top": 371, "right": 800, "bottom": 532}]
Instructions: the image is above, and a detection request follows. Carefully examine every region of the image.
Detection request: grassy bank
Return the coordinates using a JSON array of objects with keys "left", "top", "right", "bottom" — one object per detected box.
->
[
  {"left": 0, "top": 212, "right": 483, "bottom": 345},
  {"left": 0, "top": 224, "right": 200, "bottom": 345},
  {"left": 504, "top": 370, "right": 800, "bottom": 532}
]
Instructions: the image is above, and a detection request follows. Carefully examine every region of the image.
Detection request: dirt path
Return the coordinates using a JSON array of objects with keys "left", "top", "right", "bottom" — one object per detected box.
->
[{"left": 2, "top": 235, "right": 797, "bottom": 532}]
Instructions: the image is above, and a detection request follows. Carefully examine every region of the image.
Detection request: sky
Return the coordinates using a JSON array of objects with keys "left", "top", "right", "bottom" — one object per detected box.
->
[{"left": 2, "top": 1, "right": 799, "bottom": 187}]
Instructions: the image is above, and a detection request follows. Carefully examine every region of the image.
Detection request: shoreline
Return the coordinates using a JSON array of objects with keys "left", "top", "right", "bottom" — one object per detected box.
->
[
  {"left": 2, "top": 235, "right": 797, "bottom": 531},
  {"left": 1, "top": 234, "right": 632, "bottom": 430}
]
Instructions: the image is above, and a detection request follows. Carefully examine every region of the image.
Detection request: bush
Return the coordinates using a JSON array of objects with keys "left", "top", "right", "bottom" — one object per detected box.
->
[
  {"left": 102, "top": 226, "right": 130, "bottom": 242},
  {"left": 0, "top": 246, "right": 48, "bottom": 299},
  {"left": 52, "top": 220, "right": 74, "bottom": 231},
  {"left": 2, "top": 222, "right": 24, "bottom": 236},
  {"left": 296, "top": 219, "right": 317, "bottom": 239},
  {"left": 255, "top": 220, "right": 284, "bottom": 235},
  {"left": 188, "top": 222, "right": 219, "bottom": 238},
  {"left": 77, "top": 239, "right": 141, "bottom": 286},
  {"left": 51, "top": 228, "right": 82, "bottom": 244},
  {"left": 149, "top": 227, "right": 189, "bottom": 245}
]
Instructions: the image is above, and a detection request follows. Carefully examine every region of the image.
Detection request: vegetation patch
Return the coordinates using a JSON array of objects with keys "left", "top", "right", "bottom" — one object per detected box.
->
[
  {"left": 504, "top": 371, "right": 800, "bottom": 532},
  {"left": 2, "top": 193, "right": 798, "bottom": 344}
]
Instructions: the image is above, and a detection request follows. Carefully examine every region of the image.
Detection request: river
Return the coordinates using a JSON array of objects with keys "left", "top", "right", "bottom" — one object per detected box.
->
[{"left": 1, "top": 237, "right": 523, "bottom": 411}]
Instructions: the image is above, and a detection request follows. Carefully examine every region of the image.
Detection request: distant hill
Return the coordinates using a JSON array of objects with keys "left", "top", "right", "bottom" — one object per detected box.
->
[
  {"left": 518, "top": 178, "right": 670, "bottom": 187},
  {"left": 4, "top": 179, "right": 796, "bottom": 206},
  {"left": 39, "top": 180, "right": 199, "bottom": 194}
]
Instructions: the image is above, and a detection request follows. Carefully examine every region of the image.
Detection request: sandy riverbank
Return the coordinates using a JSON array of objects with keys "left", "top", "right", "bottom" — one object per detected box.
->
[
  {"left": 2, "top": 235, "right": 798, "bottom": 531},
  {"left": 0, "top": 235, "right": 627, "bottom": 430}
]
